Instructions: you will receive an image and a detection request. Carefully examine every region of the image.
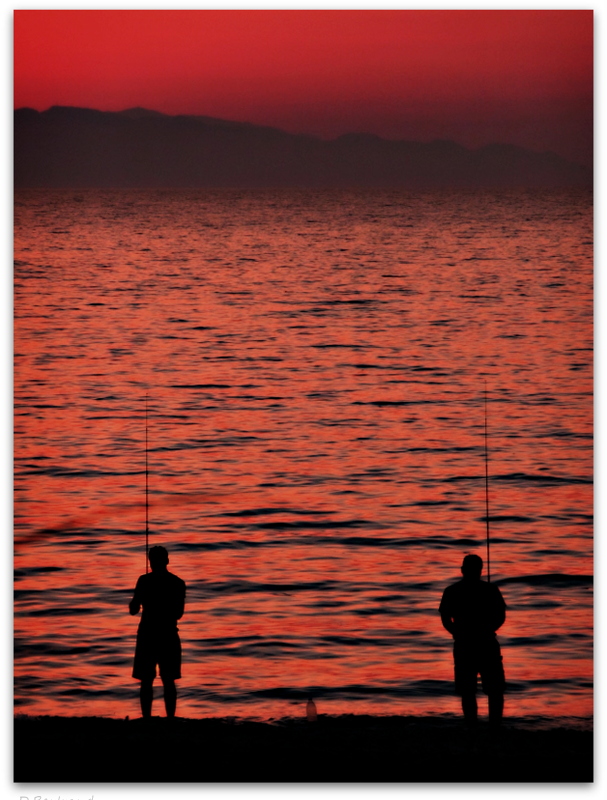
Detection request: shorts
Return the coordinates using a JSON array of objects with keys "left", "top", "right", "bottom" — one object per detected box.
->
[
  {"left": 133, "top": 627, "right": 181, "bottom": 681},
  {"left": 453, "top": 637, "right": 505, "bottom": 696}
]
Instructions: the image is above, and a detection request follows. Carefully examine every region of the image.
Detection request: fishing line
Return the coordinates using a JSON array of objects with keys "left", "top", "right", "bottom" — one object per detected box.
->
[
  {"left": 145, "top": 393, "right": 149, "bottom": 573},
  {"left": 484, "top": 383, "right": 491, "bottom": 583}
]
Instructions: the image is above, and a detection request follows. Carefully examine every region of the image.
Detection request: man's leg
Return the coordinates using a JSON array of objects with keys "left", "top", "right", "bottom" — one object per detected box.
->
[
  {"left": 461, "top": 692, "right": 478, "bottom": 726},
  {"left": 140, "top": 678, "right": 153, "bottom": 718},
  {"left": 162, "top": 677, "right": 177, "bottom": 718},
  {"left": 488, "top": 692, "right": 504, "bottom": 725},
  {"left": 454, "top": 643, "right": 478, "bottom": 727},
  {"left": 483, "top": 639, "right": 505, "bottom": 726}
]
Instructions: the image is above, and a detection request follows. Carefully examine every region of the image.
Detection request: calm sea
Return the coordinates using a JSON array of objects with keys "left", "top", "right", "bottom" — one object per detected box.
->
[{"left": 14, "top": 188, "right": 593, "bottom": 725}]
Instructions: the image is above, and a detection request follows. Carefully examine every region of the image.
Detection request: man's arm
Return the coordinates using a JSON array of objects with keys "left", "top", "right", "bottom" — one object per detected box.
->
[
  {"left": 440, "top": 609, "right": 455, "bottom": 635},
  {"left": 129, "top": 578, "right": 142, "bottom": 616},
  {"left": 491, "top": 585, "right": 506, "bottom": 632},
  {"left": 439, "top": 590, "right": 455, "bottom": 635},
  {"left": 175, "top": 581, "right": 185, "bottom": 620}
]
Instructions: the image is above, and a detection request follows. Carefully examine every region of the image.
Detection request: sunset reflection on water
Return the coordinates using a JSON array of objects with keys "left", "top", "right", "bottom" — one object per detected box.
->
[{"left": 15, "top": 188, "right": 592, "bottom": 722}]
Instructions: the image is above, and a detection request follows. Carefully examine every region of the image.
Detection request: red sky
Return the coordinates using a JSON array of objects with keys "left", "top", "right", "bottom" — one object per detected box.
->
[{"left": 13, "top": 9, "right": 593, "bottom": 165}]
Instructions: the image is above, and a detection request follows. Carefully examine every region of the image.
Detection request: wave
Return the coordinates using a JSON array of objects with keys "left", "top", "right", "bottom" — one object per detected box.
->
[
  {"left": 496, "top": 573, "right": 592, "bottom": 588},
  {"left": 199, "top": 679, "right": 495, "bottom": 702},
  {"left": 14, "top": 640, "right": 102, "bottom": 657},
  {"left": 441, "top": 472, "right": 592, "bottom": 486},
  {"left": 15, "top": 565, "right": 65, "bottom": 580},
  {"left": 352, "top": 399, "right": 447, "bottom": 407},
  {"left": 183, "top": 576, "right": 444, "bottom": 600},
  {"left": 504, "top": 632, "right": 591, "bottom": 646},
  {"left": 173, "top": 534, "right": 489, "bottom": 552},
  {"left": 21, "top": 607, "right": 97, "bottom": 617},
  {"left": 222, "top": 507, "right": 331, "bottom": 518},
  {"left": 505, "top": 678, "right": 593, "bottom": 693},
  {"left": 17, "top": 465, "right": 139, "bottom": 478}
]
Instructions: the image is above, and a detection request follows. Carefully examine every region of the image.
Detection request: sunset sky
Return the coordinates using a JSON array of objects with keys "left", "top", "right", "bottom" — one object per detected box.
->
[{"left": 13, "top": 8, "right": 593, "bottom": 165}]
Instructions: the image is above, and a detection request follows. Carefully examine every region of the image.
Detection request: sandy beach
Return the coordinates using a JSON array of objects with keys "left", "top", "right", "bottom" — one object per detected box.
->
[{"left": 14, "top": 713, "right": 592, "bottom": 783}]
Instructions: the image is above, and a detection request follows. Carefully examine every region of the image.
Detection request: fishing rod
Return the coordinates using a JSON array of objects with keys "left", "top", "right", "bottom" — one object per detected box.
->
[
  {"left": 484, "top": 383, "right": 491, "bottom": 583},
  {"left": 145, "top": 393, "right": 149, "bottom": 573}
]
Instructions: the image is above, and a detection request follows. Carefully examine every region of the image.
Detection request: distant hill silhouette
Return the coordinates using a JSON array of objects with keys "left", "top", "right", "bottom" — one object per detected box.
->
[{"left": 14, "top": 106, "right": 591, "bottom": 189}]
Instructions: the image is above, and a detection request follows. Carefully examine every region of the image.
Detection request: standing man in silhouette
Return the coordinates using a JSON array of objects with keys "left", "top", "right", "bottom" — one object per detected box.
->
[
  {"left": 130, "top": 545, "right": 186, "bottom": 718},
  {"left": 439, "top": 553, "right": 506, "bottom": 727}
]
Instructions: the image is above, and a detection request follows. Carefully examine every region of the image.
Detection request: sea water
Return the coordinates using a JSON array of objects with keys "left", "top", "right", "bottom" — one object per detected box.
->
[{"left": 14, "top": 188, "right": 593, "bottom": 724}]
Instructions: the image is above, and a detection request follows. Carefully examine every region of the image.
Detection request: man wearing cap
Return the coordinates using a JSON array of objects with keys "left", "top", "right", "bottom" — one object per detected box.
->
[
  {"left": 439, "top": 553, "right": 506, "bottom": 727},
  {"left": 129, "top": 545, "right": 186, "bottom": 718}
]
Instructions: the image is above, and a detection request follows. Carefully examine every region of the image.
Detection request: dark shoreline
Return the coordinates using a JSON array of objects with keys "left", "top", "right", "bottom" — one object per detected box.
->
[{"left": 14, "top": 713, "right": 592, "bottom": 783}]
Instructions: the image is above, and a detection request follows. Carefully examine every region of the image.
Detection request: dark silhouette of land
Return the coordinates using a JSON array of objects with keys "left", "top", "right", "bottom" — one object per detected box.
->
[
  {"left": 14, "top": 713, "right": 592, "bottom": 782},
  {"left": 14, "top": 106, "right": 592, "bottom": 189}
]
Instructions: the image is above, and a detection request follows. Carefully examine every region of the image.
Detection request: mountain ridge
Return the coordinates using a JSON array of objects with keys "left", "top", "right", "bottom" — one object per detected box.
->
[{"left": 14, "top": 106, "right": 592, "bottom": 189}]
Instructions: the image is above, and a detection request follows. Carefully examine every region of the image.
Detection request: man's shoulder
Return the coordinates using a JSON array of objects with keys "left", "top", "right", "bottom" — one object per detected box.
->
[
  {"left": 167, "top": 571, "right": 186, "bottom": 588},
  {"left": 443, "top": 578, "right": 495, "bottom": 597},
  {"left": 488, "top": 581, "right": 506, "bottom": 601},
  {"left": 443, "top": 579, "right": 465, "bottom": 595},
  {"left": 440, "top": 580, "right": 463, "bottom": 604}
]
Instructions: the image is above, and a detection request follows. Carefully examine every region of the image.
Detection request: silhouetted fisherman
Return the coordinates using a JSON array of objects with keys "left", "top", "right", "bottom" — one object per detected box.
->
[
  {"left": 129, "top": 545, "right": 186, "bottom": 718},
  {"left": 439, "top": 553, "right": 506, "bottom": 727}
]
